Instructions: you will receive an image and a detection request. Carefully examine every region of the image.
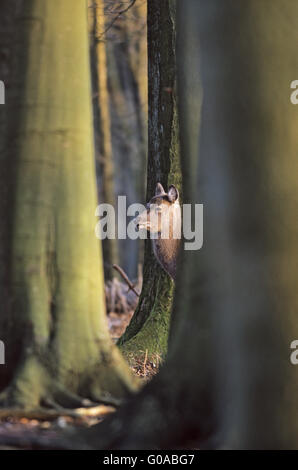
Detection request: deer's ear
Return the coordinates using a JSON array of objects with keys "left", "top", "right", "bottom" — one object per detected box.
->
[
  {"left": 155, "top": 182, "right": 165, "bottom": 196},
  {"left": 168, "top": 185, "right": 179, "bottom": 202}
]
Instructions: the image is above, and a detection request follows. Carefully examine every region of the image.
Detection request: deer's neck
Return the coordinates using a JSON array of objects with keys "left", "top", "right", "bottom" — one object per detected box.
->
[
  {"left": 151, "top": 203, "right": 181, "bottom": 279},
  {"left": 152, "top": 237, "right": 180, "bottom": 279}
]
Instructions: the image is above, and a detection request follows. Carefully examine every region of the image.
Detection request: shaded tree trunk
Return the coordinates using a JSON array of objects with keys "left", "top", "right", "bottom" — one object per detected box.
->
[
  {"left": 0, "top": 0, "right": 20, "bottom": 388},
  {"left": 118, "top": 0, "right": 181, "bottom": 366},
  {"left": 0, "top": 0, "right": 137, "bottom": 410},
  {"left": 195, "top": 0, "right": 298, "bottom": 449}
]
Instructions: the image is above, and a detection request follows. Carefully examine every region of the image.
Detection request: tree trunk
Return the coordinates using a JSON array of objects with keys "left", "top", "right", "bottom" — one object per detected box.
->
[
  {"left": 0, "top": 0, "right": 20, "bottom": 389},
  {"left": 0, "top": 0, "right": 137, "bottom": 411},
  {"left": 194, "top": 0, "right": 298, "bottom": 449},
  {"left": 91, "top": 0, "right": 119, "bottom": 281},
  {"left": 104, "top": 2, "right": 147, "bottom": 279},
  {"left": 122, "top": 0, "right": 148, "bottom": 202},
  {"left": 118, "top": 0, "right": 181, "bottom": 366}
]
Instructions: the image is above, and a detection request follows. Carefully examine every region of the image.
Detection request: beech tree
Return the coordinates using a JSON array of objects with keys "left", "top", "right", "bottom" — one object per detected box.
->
[{"left": 0, "top": 0, "right": 136, "bottom": 411}]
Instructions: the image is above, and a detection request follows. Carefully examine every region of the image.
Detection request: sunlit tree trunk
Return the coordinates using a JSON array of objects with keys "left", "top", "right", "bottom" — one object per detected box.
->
[
  {"left": 118, "top": 0, "right": 181, "bottom": 367},
  {"left": 0, "top": 0, "right": 136, "bottom": 410}
]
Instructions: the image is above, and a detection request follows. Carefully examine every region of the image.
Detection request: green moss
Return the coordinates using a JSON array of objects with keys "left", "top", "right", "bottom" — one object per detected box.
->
[{"left": 119, "top": 275, "right": 174, "bottom": 364}]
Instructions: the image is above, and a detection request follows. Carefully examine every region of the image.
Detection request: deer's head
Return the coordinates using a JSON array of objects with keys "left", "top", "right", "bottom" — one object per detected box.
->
[{"left": 134, "top": 183, "right": 180, "bottom": 239}]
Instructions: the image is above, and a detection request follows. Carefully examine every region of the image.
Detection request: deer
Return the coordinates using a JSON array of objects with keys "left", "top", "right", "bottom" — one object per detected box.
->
[{"left": 134, "top": 182, "right": 181, "bottom": 280}]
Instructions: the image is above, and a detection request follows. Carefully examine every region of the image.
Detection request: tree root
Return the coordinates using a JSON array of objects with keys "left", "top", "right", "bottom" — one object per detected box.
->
[
  {"left": 51, "top": 384, "right": 95, "bottom": 409},
  {"left": 0, "top": 404, "right": 115, "bottom": 421},
  {"left": 0, "top": 353, "right": 132, "bottom": 411},
  {"left": 0, "top": 355, "right": 140, "bottom": 448}
]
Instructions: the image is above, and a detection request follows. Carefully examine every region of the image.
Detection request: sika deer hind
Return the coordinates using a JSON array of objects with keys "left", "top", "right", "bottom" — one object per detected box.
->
[{"left": 134, "top": 183, "right": 181, "bottom": 279}]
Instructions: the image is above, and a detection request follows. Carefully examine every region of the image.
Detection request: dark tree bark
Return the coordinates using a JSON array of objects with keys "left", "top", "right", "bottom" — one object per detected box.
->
[
  {"left": 118, "top": 0, "right": 181, "bottom": 366},
  {"left": 0, "top": 0, "right": 22, "bottom": 389}
]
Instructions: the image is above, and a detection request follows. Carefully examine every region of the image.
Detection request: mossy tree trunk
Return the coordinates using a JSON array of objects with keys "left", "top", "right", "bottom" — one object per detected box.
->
[
  {"left": 118, "top": 0, "right": 181, "bottom": 365},
  {"left": 0, "top": 0, "right": 137, "bottom": 411}
]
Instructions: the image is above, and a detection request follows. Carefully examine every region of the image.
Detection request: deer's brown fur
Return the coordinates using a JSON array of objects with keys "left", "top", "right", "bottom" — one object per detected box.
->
[{"left": 134, "top": 183, "right": 181, "bottom": 279}]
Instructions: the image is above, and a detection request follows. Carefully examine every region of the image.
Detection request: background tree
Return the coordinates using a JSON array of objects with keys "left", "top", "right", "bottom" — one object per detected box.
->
[
  {"left": 0, "top": 0, "right": 18, "bottom": 385},
  {"left": 89, "top": 0, "right": 119, "bottom": 281},
  {"left": 90, "top": 0, "right": 148, "bottom": 279},
  {"left": 0, "top": 0, "right": 137, "bottom": 411},
  {"left": 120, "top": 0, "right": 148, "bottom": 201},
  {"left": 118, "top": 0, "right": 181, "bottom": 367}
]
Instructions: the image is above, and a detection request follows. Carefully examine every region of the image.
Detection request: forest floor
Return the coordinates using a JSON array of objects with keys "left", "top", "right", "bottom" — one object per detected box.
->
[
  {"left": 108, "top": 310, "right": 160, "bottom": 379},
  {"left": 0, "top": 307, "right": 158, "bottom": 449}
]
